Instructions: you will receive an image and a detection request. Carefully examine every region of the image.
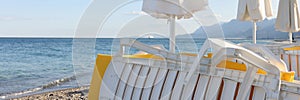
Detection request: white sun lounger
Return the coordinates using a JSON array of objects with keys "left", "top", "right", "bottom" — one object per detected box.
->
[{"left": 88, "top": 39, "right": 300, "bottom": 100}]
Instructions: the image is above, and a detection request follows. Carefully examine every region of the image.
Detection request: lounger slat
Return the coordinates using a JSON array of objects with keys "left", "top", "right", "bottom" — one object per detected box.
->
[
  {"left": 247, "top": 86, "right": 255, "bottom": 100},
  {"left": 280, "top": 92, "right": 300, "bottom": 100},
  {"left": 123, "top": 65, "right": 142, "bottom": 100},
  {"left": 205, "top": 76, "right": 223, "bottom": 100},
  {"left": 220, "top": 79, "right": 237, "bottom": 100},
  {"left": 282, "top": 54, "right": 290, "bottom": 71},
  {"left": 291, "top": 55, "right": 298, "bottom": 79},
  {"left": 150, "top": 69, "right": 168, "bottom": 100},
  {"left": 131, "top": 66, "right": 150, "bottom": 100},
  {"left": 99, "top": 62, "right": 126, "bottom": 100},
  {"left": 252, "top": 87, "right": 266, "bottom": 100},
  {"left": 181, "top": 74, "right": 200, "bottom": 100},
  {"left": 141, "top": 68, "right": 159, "bottom": 100},
  {"left": 296, "top": 55, "right": 300, "bottom": 77},
  {"left": 193, "top": 75, "right": 210, "bottom": 100},
  {"left": 234, "top": 83, "right": 240, "bottom": 100},
  {"left": 114, "top": 64, "right": 134, "bottom": 99},
  {"left": 216, "top": 80, "right": 224, "bottom": 100},
  {"left": 160, "top": 70, "right": 178, "bottom": 99},
  {"left": 170, "top": 72, "right": 187, "bottom": 100}
]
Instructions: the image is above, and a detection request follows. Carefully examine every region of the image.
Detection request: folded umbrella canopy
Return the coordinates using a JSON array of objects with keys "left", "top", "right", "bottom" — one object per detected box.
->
[
  {"left": 275, "top": 0, "right": 300, "bottom": 43},
  {"left": 237, "top": 0, "right": 273, "bottom": 44},
  {"left": 142, "top": 0, "right": 208, "bottom": 53}
]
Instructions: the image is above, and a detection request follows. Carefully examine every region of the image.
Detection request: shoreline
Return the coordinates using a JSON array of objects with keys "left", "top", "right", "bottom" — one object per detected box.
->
[{"left": 11, "top": 86, "right": 89, "bottom": 100}]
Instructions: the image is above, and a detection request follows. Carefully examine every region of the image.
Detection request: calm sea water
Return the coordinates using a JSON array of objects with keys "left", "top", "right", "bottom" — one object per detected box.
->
[{"left": 0, "top": 38, "right": 274, "bottom": 99}]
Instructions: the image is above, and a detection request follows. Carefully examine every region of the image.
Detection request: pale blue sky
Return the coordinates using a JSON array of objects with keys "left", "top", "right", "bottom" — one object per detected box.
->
[
  {"left": 0, "top": 0, "right": 282, "bottom": 38},
  {"left": 0, "top": 0, "right": 91, "bottom": 37}
]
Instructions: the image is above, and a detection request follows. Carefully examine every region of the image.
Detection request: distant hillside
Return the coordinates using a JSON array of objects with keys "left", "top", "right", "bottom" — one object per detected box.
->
[{"left": 179, "top": 19, "right": 300, "bottom": 39}]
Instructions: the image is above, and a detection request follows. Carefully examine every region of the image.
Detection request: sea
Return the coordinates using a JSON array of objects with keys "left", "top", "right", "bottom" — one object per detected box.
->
[{"left": 0, "top": 38, "right": 275, "bottom": 99}]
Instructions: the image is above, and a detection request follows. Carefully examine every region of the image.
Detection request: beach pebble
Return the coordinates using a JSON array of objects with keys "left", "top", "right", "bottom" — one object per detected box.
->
[{"left": 48, "top": 94, "right": 54, "bottom": 96}]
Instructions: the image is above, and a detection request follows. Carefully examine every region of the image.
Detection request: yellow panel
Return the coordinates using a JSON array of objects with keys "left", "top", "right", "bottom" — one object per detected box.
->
[
  {"left": 123, "top": 54, "right": 163, "bottom": 59},
  {"left": 180, "top": 53, "right": 197, "bottom": 56},
  {"left": 217, "top": 60, "right": 295, "bottom": 82},
  {"left": 180, "top": 52, "right": 213, "bottom": 58},
  {"left": 88, "top": 54, "right": 112, "bottom": 100},
  {"left": 281, "top": 71, "right": 295, "bottom": 82},
  {"left": 284, "top": 46, "right": 300, "bottom": 51},
  {"left": 217, "top": 60, "right": 267, "bottom": 75}
]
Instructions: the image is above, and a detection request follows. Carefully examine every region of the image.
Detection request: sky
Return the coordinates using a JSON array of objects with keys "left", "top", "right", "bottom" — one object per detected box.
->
[
  {"left": 0, "top": 0, "right": 91, "bottom": 37},
  {"left": 0, "top": 0, "right": 283, "bottom": 38}
]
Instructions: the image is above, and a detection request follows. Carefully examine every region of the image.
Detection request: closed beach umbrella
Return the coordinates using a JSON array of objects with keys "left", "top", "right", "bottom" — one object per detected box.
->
[
  {"left": 275, "top": 0, "right": 300, "bottom": 43},
  {"left": 237, "top": 0, "right": 273, "bottom": 44},
  {"left": 142, "top": 0, "right": 208, "bottom": 53}
]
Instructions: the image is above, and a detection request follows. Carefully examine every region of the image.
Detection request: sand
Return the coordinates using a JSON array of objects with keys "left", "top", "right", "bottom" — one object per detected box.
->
[{"left": 11, "top": 87, "right": 89, "bottom": 100}]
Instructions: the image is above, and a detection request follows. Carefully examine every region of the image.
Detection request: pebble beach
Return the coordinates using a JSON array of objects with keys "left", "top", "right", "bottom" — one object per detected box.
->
[{"left": 11, "top": 87, "right": 89, "bottom": 100}]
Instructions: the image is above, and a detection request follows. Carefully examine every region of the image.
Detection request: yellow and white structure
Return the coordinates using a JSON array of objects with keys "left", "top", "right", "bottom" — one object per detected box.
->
[{"left": 88, "top": 39, "right": 300, "bottom": 100}]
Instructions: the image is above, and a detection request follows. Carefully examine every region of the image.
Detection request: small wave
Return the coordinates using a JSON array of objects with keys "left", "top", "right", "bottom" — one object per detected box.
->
[{"left": 1, "top": 75, "right": 76, "bottom": 99}]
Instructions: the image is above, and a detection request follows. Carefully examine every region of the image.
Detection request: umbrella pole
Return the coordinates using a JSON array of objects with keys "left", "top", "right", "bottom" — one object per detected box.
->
[
  {"left": 289, "top": 32, "right": 293, "bottom": 43},
  {"left": 253, "top": 22, "right": 257, "bottom": 44},
  {"left": 169, "top": 16, "right": 176, "bottom": 53}
]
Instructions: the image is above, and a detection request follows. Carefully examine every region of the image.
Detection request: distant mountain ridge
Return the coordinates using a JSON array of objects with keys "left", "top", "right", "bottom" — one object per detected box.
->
[{"left": 179, "top": 19, "right": 300, "bottom": 39}]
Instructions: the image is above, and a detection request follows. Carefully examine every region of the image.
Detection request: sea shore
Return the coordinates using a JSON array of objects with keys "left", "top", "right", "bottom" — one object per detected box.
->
[{"left": 11, "top": 86, "right": 89, "bottom": 100}]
